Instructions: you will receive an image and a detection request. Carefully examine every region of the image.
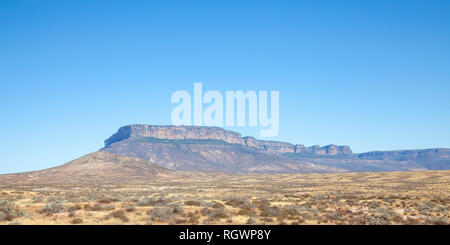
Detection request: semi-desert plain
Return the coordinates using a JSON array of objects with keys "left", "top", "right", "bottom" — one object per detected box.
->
[{"left": 1, "top": 170, "right": 449, "bottom": 225}]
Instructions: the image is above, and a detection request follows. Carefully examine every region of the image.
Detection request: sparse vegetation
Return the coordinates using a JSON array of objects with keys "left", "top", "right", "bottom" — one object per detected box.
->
[
  {"left": 147, "top": 206, "right": 184, "bottom": 223},
  {"left": 0, "top": 170, "right": 448, "bottom": 224}
]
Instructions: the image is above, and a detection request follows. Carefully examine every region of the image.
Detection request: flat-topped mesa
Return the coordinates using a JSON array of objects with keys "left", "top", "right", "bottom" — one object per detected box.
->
[
  {"left": 357, "top": 148, "right": 450, "bottom": 161},
  {"left": 104, "top": 125, "right": 353, "bottom": 155},
  {"left": 105, "top": 124, "right": 245, "bottom": 147}
]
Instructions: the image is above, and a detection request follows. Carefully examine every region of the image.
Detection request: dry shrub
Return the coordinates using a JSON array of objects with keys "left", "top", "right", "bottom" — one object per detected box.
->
[
  {"left": 201, "top": 208, "right": 228, "bottom": 221},
  {"left": 261, "top": 217, "right": 273, "bottom": 223},
  {"left": 426, "top": 217, "right": 448, "bottom": 225},
  {"left": 237, "top": 208, "right": 257, "bottom": 217},
  {"left": 175, "top": 219, "right": 188, "bottom": 224},
  {"left": 184, "top": 200, "right": 201, "bottom": 206},
  {"left": 348, "top": 215, "right": 367, "bottom": 225},
  {"left": 67, "top": 205, "right": 82, "bottom": 212},
  {"left": 0, "top": 209, "right": 14, "bottom": 222},
  {"left": 259, "top": 205, "right": 281, "bottom": 218},
  {"left": 125, "top": 205, "right": 136, "bottom": 212},
  {"left": 212, "top": 202, "right": 225, "bottom": 209},
  {"left": 84, "top": 203, "right": 115, "bottom": 211},
  {"left": 41, "top": 202, "right": 66, "bottom": 215},
  {"left": 246, "top": 218, "right": 256, "bottom": 225},
  {"left": 252, "top": 199, "right": 271, "bottom": 209},
  {"left": 71, "top": 218, "right": 83, "bottom": 224},
  {"left": 393, "top": 215, "right": 404, "bottom": 223},
  {"left": 98, "top": 197, "right": 120, "bottom": 204},
  {"left": 148, "top": 206, "right": 185, "bottom": 223},
  {"left": 137, "top": 197, "right": 168, "bottom": 207},
  {"left": 403, "top": 217, "right": 421, "bottom": 225},
  {"left": 223, "top": 196, "right": 251, "bottom": 208},
  {"left": 110, "top": 210, "right": 129, "bottom": 222},
  {"left": 186, "top": 212, "right": 199, "bottom": 224},
  {"left": 0, "top": 200, "right": 26, "bottom": 221},
  {"left": 323, "top": 210, "right": 343, "bottom": 222},
  {"left": 31, "top": 196, "right": 44, "bottom": 203}
]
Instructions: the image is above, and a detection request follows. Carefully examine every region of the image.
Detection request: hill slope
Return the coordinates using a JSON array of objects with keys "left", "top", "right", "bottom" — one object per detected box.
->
[{"left": 0, "top": 151, "right": 177, "bottom": 184}]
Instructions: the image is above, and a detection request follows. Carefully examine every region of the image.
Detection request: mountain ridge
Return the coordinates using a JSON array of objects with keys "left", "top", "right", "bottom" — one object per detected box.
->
[
  {"left": 105, "top": 124, "right": 353, "bottom": 156},
  {"left": 1, "top": 124, "right": 449, "bottom": 184},
  {"left": 102, "top": 124, "right": 450, "bottom": 173}
]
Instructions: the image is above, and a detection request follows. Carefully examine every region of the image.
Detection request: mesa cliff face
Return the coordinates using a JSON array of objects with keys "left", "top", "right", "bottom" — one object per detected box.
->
[
  {"left": 105, "top": 125, "right": 245, "bottom": 147},
  {"left": 102, "top": 125, "right": 450, "bottom": 173},
  {"left": 105, "top": 125, "right": 352, "bottom": 156},
  {"left": 357, "top": 148, "right": 450, "bottom": 161}
]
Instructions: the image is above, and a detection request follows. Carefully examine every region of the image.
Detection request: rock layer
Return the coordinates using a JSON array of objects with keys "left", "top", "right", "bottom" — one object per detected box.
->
[
  {"left": 105, "top": 125, "right": 245, "bottom": 147},
  {"left": 105, "top": 125, "right": 352, "bottom": 156}
]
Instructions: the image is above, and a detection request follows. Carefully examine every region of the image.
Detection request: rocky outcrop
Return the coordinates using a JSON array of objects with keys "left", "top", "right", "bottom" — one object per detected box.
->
[
  {"left": 294, "top": 144, "right": 352, "bottom": 155},
  {"left": 243, "top": 137, "right": 295, "bottom": 153}
]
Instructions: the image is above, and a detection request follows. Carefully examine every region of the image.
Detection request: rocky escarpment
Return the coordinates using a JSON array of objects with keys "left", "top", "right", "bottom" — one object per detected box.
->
[
  {"left": 295, "top": 144, "right": 353, "bottom": 155},
  {"left": 243, "top": 136, "right": 295, "bottom": 153},
  {"left": 105, "top": 125, "right": 245, "bottom": 147},
  {"left": 357, "top": 148, "right": 450, "bottom": 161},
  {"left": 105, "top": 125, "right": 353, "bottom": 156},
  {"left": 102, "top": 125, "right": 450, "bottom": 173}
]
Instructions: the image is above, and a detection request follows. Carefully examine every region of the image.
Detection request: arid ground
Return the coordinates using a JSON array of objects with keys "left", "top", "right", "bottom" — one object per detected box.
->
[{"left": 1, "top": 170, "right": 449, "bottom": 225}]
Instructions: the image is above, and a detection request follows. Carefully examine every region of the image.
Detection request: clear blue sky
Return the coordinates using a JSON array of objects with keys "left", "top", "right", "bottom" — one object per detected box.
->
[{"left": 1, "top": 0, "right": 449, "bottom": 173}]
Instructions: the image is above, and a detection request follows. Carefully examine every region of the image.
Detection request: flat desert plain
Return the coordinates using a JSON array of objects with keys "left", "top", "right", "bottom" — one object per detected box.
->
[{"left": 0, "top": 170, "right": 449, "bottom": 225}]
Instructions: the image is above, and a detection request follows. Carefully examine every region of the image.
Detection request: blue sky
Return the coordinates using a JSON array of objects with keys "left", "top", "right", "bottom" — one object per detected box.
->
[{"left": 1, "top": 0, "right": 449, "bottom": 173}]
